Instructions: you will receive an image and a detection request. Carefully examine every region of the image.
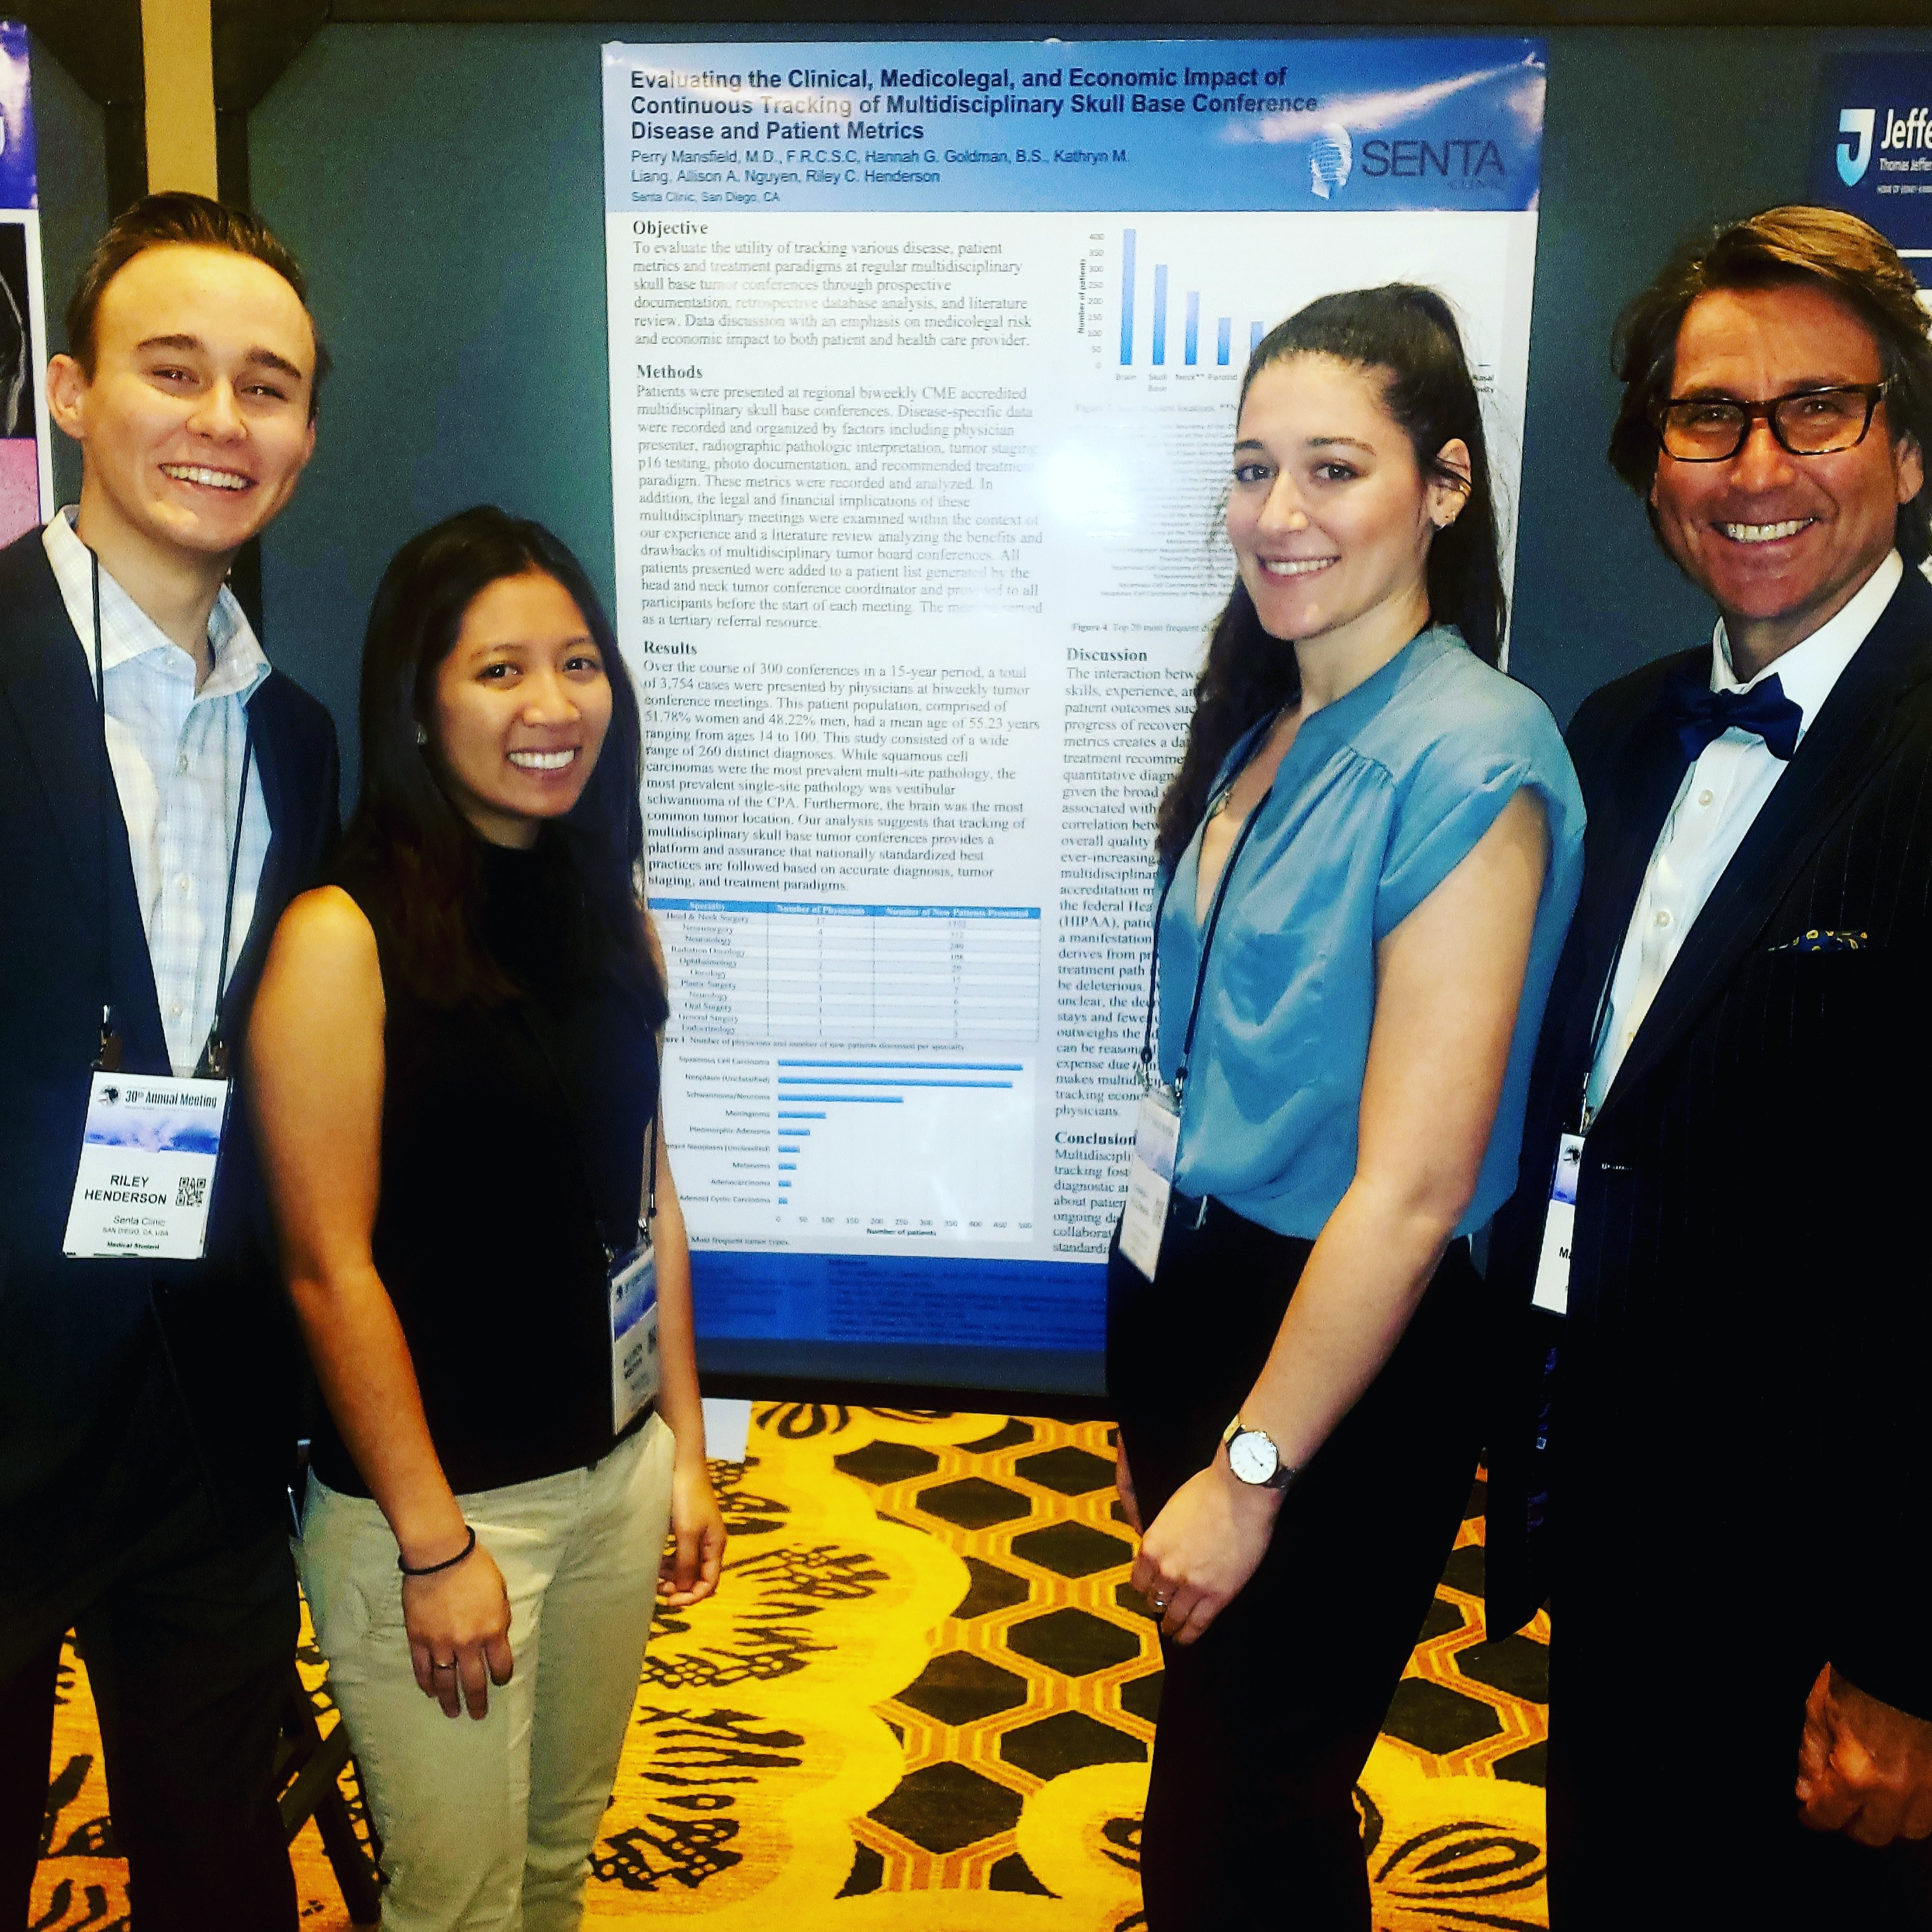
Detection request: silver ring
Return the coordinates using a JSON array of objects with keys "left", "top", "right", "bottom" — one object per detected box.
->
[
  {"left": 1151, "top": 1596, "right": 1167, "bottom": 1611},
  {"left": 434, "top": 1659, "right": 458, "bottom": 1670}
]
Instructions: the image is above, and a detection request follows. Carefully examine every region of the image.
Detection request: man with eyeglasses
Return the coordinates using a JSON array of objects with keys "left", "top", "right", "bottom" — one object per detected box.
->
[{"left": 1486, "top": 205, "right": 1932, "bottom": 1927}]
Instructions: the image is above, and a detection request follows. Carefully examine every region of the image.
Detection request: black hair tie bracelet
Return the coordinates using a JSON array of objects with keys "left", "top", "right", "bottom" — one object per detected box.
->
[{"left": 398, "top": 1525, "right": 477, "bottom": 1578}]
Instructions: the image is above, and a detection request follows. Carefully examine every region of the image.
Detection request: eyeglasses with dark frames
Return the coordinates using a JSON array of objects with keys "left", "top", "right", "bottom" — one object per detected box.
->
[{"left": 1654, "top": 379, "right": 1895, "bottom": 463}]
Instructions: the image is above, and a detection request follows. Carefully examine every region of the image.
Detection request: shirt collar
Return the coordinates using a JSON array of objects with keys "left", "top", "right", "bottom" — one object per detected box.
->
[
  {"left": 1206, "top": 624, "right": 1462, "bottom": 802},
  {"left": 44, "top": 505, "right": 271, "bottom": 705},
  {"left": 1711, "top": 548, "right": 1904, "bottom": 738}
]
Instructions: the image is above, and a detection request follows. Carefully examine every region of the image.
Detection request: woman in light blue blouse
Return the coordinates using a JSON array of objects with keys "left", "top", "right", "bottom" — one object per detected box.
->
[{"left": 1107, "top": 285, "right": 1583, "bottom": 1928}]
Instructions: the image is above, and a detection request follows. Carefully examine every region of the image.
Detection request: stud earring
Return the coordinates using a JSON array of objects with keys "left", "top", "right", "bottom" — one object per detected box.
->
[{"left": 415, "top": 722, "right": 429, "bottom": 747}]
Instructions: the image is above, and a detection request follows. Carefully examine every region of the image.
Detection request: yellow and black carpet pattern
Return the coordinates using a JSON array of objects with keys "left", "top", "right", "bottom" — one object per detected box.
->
[{"left": 34, "top": 1407, "right": 1550, "bottom": 1930}]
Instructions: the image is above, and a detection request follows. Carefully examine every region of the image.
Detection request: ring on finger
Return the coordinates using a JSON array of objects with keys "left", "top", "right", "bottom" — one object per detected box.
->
[{"left": 434, "top": 1658, "right": 458, "bottom": 1670}]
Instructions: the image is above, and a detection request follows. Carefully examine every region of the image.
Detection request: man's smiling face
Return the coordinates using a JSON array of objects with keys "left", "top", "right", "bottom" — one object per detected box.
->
[
  {"left": 1649, "top": 281, "right": 1923, "bottom": 663},
  {"left": 51, "top": 242, "right": 317, "bottom": 564}
]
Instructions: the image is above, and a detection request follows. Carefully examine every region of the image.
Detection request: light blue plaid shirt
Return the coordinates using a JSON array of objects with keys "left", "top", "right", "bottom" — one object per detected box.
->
[{"left": 44, "top": 509, "right": 273, "bottom": 1076}]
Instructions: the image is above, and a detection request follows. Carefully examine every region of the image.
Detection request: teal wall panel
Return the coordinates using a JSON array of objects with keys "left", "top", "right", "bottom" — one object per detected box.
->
[{"left": 1512, "top": 27, "right": 1926, "bottom": 728}]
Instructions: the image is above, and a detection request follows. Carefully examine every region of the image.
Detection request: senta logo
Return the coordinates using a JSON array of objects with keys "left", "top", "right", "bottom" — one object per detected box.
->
[
  {"left": 1360, "top": 136, "right": 1505, "bottom": 182},
  {"left": 1838, "top": 107, "right": 1876, "bottom": 186},
  {"left": 1308, "top": 124, "right": 1351, "bottom": 200}
]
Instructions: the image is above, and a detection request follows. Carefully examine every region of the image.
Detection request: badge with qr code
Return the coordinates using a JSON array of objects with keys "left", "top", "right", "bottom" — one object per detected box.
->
[{"left": 63, "top": 1071, "right": 232, "bottom": 1260}]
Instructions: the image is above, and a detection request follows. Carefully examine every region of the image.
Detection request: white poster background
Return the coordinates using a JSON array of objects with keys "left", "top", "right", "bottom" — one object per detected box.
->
[{"left": 603, "top": 45, "right": 1542, "bottom": 1289}]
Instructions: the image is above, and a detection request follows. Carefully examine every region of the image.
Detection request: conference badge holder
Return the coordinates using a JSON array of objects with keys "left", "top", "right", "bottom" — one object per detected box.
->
[
  {"left": 65, "top": 1069, "right": 233, "bottom": 1260},
  {"left": 1118, "top": 1082, "right": 1178, "bottom": 1280},
  {"left": 1530, "top": 967, "right": 1618, "bottom": 1318},
  {"left": 1529, "top": 1133, "right": 1583, "bottom": 1315},
  {"left": 63, "top": 549, "right": 252, "bottom": 1263},
  {"left": 609, "top": 1231, "right": 661, "bottom": 1438},
  {"left": 1121, "top": 784, "right": 1270, "bottom": 1284}
]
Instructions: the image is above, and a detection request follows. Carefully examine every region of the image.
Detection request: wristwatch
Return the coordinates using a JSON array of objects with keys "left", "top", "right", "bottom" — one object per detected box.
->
[{"left": 1222, "top": 1414, "right": 1298, "bottom": 1490}]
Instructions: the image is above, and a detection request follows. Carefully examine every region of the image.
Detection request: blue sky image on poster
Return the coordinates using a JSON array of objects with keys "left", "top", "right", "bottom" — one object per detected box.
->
[
  {"left": 1811, "top": 54, "right": 1932, "bottom": 256},
  {"left": 0, "top": 22, "right": 34, "bottom": 214},
  {"left": 603, "top": 39, "right": 1544, "bottom": 216}
]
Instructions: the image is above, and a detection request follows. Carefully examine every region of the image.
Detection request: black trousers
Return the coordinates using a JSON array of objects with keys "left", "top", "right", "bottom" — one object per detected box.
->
[
  {"left": 1547, "top": 1575, "right": 1932, "bottom": 1928},
  {"left": 0, "top": 1412, "right": 299, "bottom": 1932},
  {"left": 1108, "top": 1196, "right": 1484, "bottom": 1932}
]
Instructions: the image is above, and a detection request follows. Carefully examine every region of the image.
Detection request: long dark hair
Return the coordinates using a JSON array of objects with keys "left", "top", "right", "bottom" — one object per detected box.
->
[
  {"left": 337, "top": 504, "right": 666, "bottom": 1019},
  {"left": 1154, "top": 284, "right": 1507, "bottom": 870}
]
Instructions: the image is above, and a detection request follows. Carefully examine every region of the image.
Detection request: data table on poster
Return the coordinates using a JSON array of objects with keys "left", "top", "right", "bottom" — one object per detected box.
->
[{"left": 656, "top": 899, "right": 1041, "bottom": 1048}]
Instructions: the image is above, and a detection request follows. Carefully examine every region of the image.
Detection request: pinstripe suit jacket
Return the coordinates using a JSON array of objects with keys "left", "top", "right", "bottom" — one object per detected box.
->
[{"left": 1486, "top": 561, "right": 1932, "bottom": 1720}]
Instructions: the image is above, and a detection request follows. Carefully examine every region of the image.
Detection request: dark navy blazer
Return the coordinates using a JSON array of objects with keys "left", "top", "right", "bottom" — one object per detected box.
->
[
  {"left": 0, "top": 527, "right": 339, "bottom": 1592},
  {"left": 1486, "top": 561, "right": 1932, "bottom": 1721}
]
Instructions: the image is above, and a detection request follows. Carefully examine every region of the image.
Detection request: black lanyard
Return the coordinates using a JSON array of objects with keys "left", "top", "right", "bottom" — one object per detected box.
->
[
  {"left": 1138, "top": 782, "right": 1273, "bottom": 1108},
  {"left": 523, "top": 1003, "right": 660, "bottom": 1264},
  {"left": 1572, "top": 955, "right": 1621, "bottom": 1138},
  {"left": 200, "top": 725, "right": 255, "bottom": 1080},
  {"left": 88, "top": 546, "right": 255, "bottom": 1078}
]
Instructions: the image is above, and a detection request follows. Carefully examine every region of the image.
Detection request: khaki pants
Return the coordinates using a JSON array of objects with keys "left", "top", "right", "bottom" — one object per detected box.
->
[{"left": 297, "top": 1417, "right": 675, "bottom": 1932}]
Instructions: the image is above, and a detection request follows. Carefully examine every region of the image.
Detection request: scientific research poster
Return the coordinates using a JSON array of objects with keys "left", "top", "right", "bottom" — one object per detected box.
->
[
  {"left": 601, "top": 38, "right": 1545, "bottom": 1385},
  {"left": 0, "top": 22, "right": 51, "bottom": 547}
]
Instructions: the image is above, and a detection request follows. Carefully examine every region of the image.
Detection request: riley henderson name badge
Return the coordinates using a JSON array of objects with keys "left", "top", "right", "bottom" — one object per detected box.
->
[
  {"left": 63, "top": 1071, "right": 232, "bottom": 1260},
  {"left": 610, "top": 1242, "right": 662, "bottom": 1436}
]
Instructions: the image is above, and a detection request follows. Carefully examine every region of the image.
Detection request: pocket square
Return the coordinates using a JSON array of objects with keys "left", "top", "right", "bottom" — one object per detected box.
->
[{"left": 1767, "top": 929, "right": 1870, "bottom": 953}]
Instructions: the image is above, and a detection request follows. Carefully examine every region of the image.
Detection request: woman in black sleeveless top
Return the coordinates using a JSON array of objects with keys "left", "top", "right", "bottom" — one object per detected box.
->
[{"left": 249, "top": 507, "right": 723, "bottom": 1931}]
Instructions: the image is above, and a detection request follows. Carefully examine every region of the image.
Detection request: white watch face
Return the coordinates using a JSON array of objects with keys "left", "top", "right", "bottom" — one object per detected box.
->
[{"left": 1228, "top": 1431, "right": 1278, "bottom": 1485}]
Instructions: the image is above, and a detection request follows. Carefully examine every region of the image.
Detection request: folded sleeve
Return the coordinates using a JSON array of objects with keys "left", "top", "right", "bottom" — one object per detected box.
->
[{"left": 1373, "top": 678, "right": 1583, "bottom": 941}]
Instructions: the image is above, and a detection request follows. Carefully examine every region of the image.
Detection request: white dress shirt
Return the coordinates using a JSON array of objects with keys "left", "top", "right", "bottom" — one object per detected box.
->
[
  {"left": 44, "top": 508, "right": 273, "bottom": 1076},
  {"left": 1585, "top": 550, "right": 1905, "bottom": 1118}
]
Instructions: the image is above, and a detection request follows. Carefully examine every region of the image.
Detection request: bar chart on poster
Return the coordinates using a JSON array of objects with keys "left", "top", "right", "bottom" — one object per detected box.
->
[
  {"left": 664, "top": 1045, "right": 1038, "bottom": 1239},
  {"left": 602, "top": 37, "right": 1547, "bottom": 1384}
]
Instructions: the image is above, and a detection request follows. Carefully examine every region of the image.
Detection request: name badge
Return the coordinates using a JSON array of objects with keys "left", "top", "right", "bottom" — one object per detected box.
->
[
  {"left": 1119, "top": 1084, "right": 1180, "bottom": 1282},
  {"left": 1530, "top": 1133, "right": 1584, "bottom": 1315},
  {"left": 610, "top": 1240, "right": 661, "bottom": 1436},
  {"left": 63, "top": 1071, "right": 231, "bottom": 1261}
]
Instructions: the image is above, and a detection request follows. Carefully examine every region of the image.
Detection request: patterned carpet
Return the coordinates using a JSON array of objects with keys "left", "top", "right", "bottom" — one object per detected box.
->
[{"left": 32, "top": 1407, "right": 1550, "bottom": 1930}]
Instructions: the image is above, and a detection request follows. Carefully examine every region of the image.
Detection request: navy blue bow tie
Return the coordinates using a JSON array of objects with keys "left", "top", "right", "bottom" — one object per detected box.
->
[{"left": 1663, "top": 672, "right": 1804, "bottom": 763}]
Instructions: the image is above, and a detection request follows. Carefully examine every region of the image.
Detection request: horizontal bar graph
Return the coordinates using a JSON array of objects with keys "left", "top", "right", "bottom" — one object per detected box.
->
[
  {"left": 771, "top": 1059, "right": 1022, "bottom": 1205},
  {"left": 667, "top": 1048, "right": 1036, "bottom": 1240}
]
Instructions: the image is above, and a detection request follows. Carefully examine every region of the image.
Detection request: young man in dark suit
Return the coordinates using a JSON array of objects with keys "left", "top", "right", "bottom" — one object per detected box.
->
[
  {"left": 0, "top": 195, "right": 338, "bottom": 1929},
  {"left": 1487, "top": 205, "right": 1932, "bottom": 1928}
]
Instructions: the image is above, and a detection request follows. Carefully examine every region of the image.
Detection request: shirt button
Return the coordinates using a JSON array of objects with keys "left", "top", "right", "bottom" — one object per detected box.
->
[
  {"left": 1654, "top": 909, "right": 1672, "bottom": 928},
  {"left": 1697, "top": 788, "right": 1714, "bottom": 807},
  {"left": 170, "top": 1001, "right": 183, "bottom": 1017},
  {"left": 177, "top": 874, "right": 192, "bottom": 894},
  {"left": 177, "top": 752, "right": 189, "bottom": 774}
]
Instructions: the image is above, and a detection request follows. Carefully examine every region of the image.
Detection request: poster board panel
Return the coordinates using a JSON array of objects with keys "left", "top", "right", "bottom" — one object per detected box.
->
[{"left": 603, "top": 38, "right": 1545, "bottom": 1389}]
